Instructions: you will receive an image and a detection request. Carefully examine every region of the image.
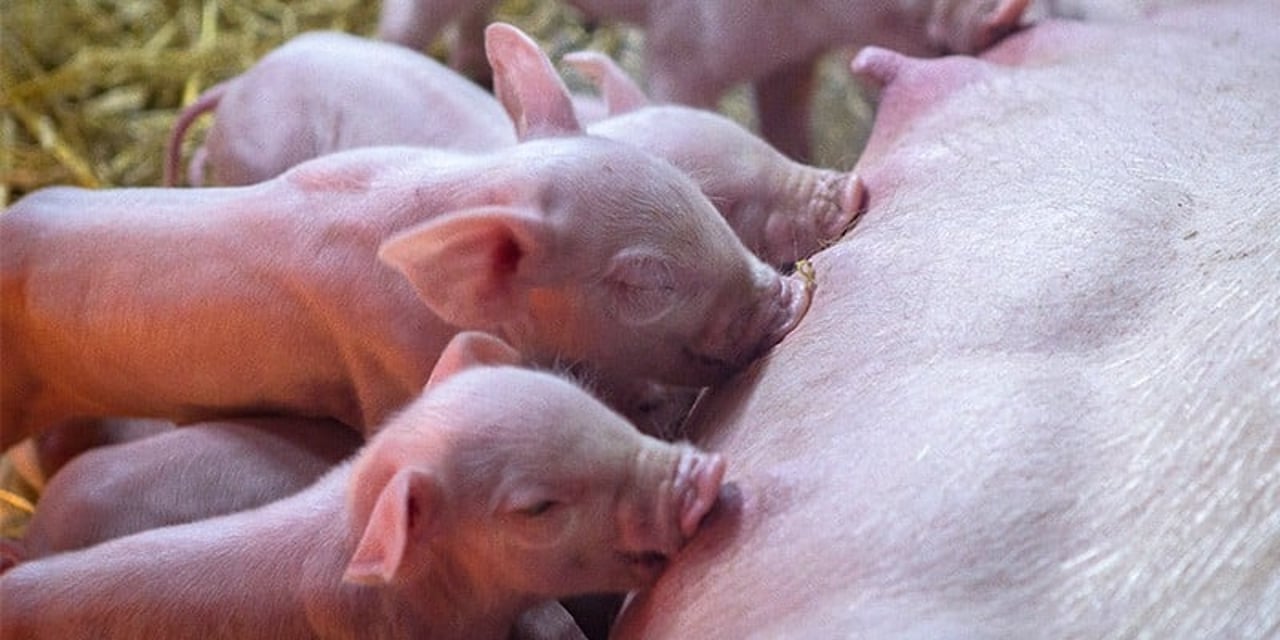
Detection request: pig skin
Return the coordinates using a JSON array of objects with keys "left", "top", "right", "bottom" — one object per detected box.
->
[
  {"left": 164, "top": 31, "right": 516, "bottom": 187},
  {"left": 612, "top": 1, "right": 1280, "bottom": 637},
  {"left": 0, "top": 332, "right": 726, "bottom": 640},
  {"left": 377, "top": 0, "right": 1033, "bottom": 159},
  {"left": 11, "top": 417, "right": 361, "bottom": 561}
]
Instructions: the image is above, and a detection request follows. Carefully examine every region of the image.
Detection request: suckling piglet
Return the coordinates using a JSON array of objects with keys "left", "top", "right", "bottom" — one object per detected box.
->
[
  {"left": 0, "top": 23, "right": 811, "bottom": 448},
  {"left": 7, "top": 417, "right": 361, "bottom": 563},
  {"left": 0, "top": 331, "right": 727, "bottom": 640}
]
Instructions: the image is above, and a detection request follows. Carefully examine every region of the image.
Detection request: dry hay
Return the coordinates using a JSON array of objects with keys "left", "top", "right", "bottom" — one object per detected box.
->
[{"left": 0, "top": 0, "right": 871, "bottom": 537}]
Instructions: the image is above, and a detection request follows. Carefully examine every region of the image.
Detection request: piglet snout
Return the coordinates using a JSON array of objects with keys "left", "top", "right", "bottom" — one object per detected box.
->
[
  {"left": 831, "top": 172, "right": 867, "bottom": 239},
  {"left": 617, "top": 445, "right": 727, "bottom": 569},
  {"left": 758, "top": 270, "right": 814, "bottom": 357},
  {"left": 675, "top": 448, "right": 727, "bottom": 539}
]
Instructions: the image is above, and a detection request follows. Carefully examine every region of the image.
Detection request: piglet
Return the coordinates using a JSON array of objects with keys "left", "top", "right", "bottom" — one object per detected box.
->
[
  {"left": 8, "top": 417, "right": 361, "bottom": 562},
  {"left": 0, "top": 23, "right": 810, "bottom": 448},
  {"left": 164, "top": 30, "right": 516, "bottom": 187},
  {"left": 564, "top": 51, "right": 864, "bottom": 268},
  {"left": 0, "top": 331, "right": 727, "bottom": 640}
]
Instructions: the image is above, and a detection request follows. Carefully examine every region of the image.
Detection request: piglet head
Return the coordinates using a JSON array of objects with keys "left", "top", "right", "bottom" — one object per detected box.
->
[
  {"left": 377, "top": 138, "right": 813, "bottom": 388},
  {"left": 448, "top": 373, "right": 727, "bottom": 595},
  {"left": 527, "top": 141, "right": 815, "bottom": 386},
  {"left": 592, "top": 105, "right": 865, "bottom": 267},
  {"left": 343, "top": 333, "right": 726, "bottom": 599},
  {"left": 381, "top": 24, "right": 813, "bottom": 387},
  {"left": 566, "top": 52, "right": 865, "bottom": 268}
]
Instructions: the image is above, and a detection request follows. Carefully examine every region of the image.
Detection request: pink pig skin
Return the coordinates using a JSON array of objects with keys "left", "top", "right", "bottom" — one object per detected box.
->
[
  {"left": 0, "top": 332, "right": 726, "bottom": 640},
  {"left": 164, "top": 31, "right": 516, "bottom": 187},
  {"left": 12, "top": 417, "right": 361, "bottom": 562},
  {"left": 5, "top": 417, "right": 171, "bottom": 491},
  {"left": 378, "top": 0, "right": 1030, "bottom": 159},
  {"left": 611, "top": 2, "right": 1280, "bottom": 637},
  {"left": 564, "top": 51, "right": 866, "bottom": 268},
  {"left": 2, "top": 25, "right": 809, "bottom": 447}
]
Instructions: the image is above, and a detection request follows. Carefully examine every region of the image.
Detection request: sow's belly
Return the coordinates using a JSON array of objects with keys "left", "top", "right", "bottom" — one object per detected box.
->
[{"left": 614, "top": 3, "right": 1280, "bottom": 638}]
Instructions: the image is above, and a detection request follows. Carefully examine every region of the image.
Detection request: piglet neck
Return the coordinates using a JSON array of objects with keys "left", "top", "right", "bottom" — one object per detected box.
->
[{"left": 319, "top": 479, "right": 523, "bottom": 640}]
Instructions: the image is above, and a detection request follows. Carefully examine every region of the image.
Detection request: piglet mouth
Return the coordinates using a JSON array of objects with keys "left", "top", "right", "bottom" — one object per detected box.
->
[
  {"left": 617, "top": 549, "right": 671, "bottom": 583},
  {"left": 680, "top": 346, "right": 737, "bottom": 377},
  {"left": 618, "top": 550, "right": 670, "bottom": 568},
  {"left": 683, "top": 272, "right": 812, "bottom": 380}
]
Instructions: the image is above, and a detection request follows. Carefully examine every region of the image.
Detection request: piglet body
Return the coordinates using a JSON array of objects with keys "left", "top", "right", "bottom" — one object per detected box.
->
[
  {"left": 165, "top": 31, "right": 516, "bottom": 187},
  {"left": 12, "top": 417, "right": 361, "bottom": 561},
  {"left": 2, "top": 162, "right": 454, "bottom": 443},
  {"left": 0, "top": 333, "right": 726, "bottom": 640}
]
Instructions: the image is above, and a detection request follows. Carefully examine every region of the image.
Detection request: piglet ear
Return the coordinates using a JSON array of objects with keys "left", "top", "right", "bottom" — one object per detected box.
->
[
  {"left": 562, "top": 51, "right": 650, "bottom": 116},
  {"left": 344, "top": 467, "right": 441, "bottom": 585},
  {"left": 485, "top": 22, "right": 582, "bottom": 140},
  {"left": 378, "top": 206, "right": 555, "bottom": 329},
  {"left": 426, "top": 331, "right": 523, "bottom": 388}
]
